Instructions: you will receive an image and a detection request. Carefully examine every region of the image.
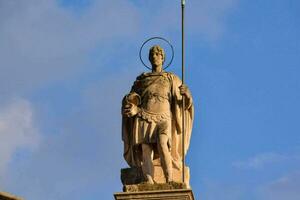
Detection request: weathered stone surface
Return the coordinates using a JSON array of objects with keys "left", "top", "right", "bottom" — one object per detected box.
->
[
  {"left": 121, "top": 161, "right": 190, "bottom": 187},
  {"left": 123, "top": 182, "right": 187, "bottom": 193},
  {"left": 114, "top": 189, "right": 194, "bottom": 200},
  {"left": 0, "top": 192, "right": 22, "bottom": 200}
]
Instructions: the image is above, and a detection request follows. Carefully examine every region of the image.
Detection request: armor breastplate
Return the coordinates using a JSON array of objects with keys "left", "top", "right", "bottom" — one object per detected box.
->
[{"left": 135, "top": 73, "right": 172, "bottom": 122}]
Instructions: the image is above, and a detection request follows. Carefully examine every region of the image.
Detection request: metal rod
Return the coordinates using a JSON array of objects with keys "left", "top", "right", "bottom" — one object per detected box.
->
[{"left": 181, "top": 0, "right": 186, "bottom": 184}]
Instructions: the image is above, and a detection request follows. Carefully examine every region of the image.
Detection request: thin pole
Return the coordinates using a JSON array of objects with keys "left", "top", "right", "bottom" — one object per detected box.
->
[{"left": 181, "top": 0, "right": 186, "bottom": 184}]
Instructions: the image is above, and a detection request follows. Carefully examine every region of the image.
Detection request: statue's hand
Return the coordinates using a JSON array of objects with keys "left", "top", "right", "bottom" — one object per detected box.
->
[
  {"left": 123, "top": 103, "right": 140, "bottom": 117},
  {"left": 179, "top": 84, "right": 192, "bottom": 99}
]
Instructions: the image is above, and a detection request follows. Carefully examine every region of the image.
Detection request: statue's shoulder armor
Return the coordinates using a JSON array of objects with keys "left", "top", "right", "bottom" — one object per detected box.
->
[
  {"left": 164, "top": 71, "right": 179, "bottom": 81},
  {"left": 135, "top": 71, "right": 179, "bottom": 81}
]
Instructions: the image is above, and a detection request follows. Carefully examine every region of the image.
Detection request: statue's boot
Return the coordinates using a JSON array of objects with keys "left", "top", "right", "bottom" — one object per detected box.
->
[{"left": 145, "top": 174, "right": 154, "bottom": 184}]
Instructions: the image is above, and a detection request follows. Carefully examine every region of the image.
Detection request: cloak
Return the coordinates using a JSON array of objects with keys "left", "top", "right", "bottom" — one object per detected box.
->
[{"left": 122, "top": 72, "right": 194, "bottom": 169}]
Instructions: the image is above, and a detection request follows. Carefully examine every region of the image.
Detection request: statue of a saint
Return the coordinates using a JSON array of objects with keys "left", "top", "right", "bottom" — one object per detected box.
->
[{"left": 122, "top": 45, "right": 194, "bottom": 184}]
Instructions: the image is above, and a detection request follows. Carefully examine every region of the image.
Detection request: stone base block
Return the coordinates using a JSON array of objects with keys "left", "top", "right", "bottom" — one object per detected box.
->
[
  {"left": 123, "top": 182, "right": 187, "bottom": 193},
  {"left": 114, "top": 189, "right": 194, "bottom": 200},
  {"left": 151, "top": 165, "right": 190, "bottom": 185},
  {"left": 121, "top": 164, "right": 190, "bottom": 187}
]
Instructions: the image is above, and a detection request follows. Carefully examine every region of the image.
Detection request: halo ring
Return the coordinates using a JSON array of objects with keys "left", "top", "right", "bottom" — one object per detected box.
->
[{"left": 139, "top": 37, "right": 174, "bottom": 70}]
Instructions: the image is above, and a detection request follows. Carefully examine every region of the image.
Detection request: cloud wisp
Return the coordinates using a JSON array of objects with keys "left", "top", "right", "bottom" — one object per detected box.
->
[
  {"left": 258, "top": 170, "right": 300, "bottom": 200},
  {"left": 1, "top": 72, "right": 135, "bottom": 200},
  {"left": 0, "top": 0, "right": 239, "bottom": 98},
  {"left": 0, "top": 98, "right": 40, "bottom": 177},
  {"left": 0, "top": 0, "right": 139, "bottom": 96},
  {"left": 232, "top": 152, "right": 300, "bottom": 170}
]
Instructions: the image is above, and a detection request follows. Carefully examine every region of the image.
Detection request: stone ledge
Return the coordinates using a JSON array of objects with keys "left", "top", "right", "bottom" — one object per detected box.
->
[
  {"left": 114, "top": 189, "right": 194, "bottom": 200},
  {"left": 123, "top": 182, "right": 187, "bottom": 192},
  {"left": 121, "top": 165, "right": 190, "bottom": 186},
  {"left": 0, "top": 192, "right": 22, "bottom": 200}
]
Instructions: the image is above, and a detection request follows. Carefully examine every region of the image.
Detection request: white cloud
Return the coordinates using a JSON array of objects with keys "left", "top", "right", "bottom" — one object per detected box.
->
[
  {"left": 0, "top": 98, "right": 40, "bottom": 176},
  {"left": 258, "top": 171, "right": 300, "bottom": 200},
  {"left": 0, "top": 0, "right": 139, "bottom": 96},
  {"left": 232, "top": 151, "right": 300, "bottom": 199},
  {"left": 0, "top": 0, "right": 240, "bottom": 116},
  {"left": 1, "top": 72, "right": 134, "bottom": 200},
  {"left": 232, "top": 152, "right": 299, "bottom": 169},
  {"left": 0, "top": 0, "right": 239, "bottom": 98}
]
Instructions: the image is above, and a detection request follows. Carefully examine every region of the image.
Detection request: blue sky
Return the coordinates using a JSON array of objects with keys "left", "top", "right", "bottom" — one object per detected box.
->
[{"left": 0, "top": 0, "right": 300, "bottom": 199}]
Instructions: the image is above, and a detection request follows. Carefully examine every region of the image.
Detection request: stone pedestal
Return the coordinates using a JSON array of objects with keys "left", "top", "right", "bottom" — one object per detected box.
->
[
  {"left": 118, "top": 159, "right": 194, "bottom": 199},
  {"left": 114, "top": 189, "right": 194, "bottom": 200},
  {"left": 121, "top": 160, "right": 190, "bottom": 187}
]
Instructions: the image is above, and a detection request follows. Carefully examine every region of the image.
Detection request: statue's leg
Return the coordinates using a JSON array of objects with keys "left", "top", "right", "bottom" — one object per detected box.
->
[
  {"left": 157, "top": 134, "right": 173, "bottom": 183},
  {"left": 141, "top": 144, "right": 154, "bottom": 184}
]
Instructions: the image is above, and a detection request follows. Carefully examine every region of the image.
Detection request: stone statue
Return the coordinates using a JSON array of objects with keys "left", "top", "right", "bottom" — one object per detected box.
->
[{"left": 121, "top": 45, "right": 194, "bottom": 186}]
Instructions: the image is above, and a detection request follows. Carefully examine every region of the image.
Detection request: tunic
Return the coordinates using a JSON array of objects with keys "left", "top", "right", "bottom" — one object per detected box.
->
[{"left": 131, "top": 72, "right": 172, "bottom": 144}]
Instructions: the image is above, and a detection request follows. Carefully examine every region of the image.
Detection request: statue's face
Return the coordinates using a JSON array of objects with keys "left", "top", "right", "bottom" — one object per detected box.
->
[{"left": 149, "top": 49, "right": 163, "bottom": 67}]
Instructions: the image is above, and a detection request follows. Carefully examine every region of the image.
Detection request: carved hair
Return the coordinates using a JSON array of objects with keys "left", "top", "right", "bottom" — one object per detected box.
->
[{"left": 149, "top": 45, "right": 165, "bottom": 64}]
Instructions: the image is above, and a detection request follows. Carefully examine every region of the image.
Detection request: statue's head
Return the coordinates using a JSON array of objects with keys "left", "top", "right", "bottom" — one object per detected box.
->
[{"left": 149, "top": 45, "right": 165, "bottom": 68}]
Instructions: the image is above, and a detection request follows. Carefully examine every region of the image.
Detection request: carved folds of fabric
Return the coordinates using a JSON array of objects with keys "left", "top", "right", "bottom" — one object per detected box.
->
[{"left": 137, "top": 108, "right": 171, "bottom": 123}]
